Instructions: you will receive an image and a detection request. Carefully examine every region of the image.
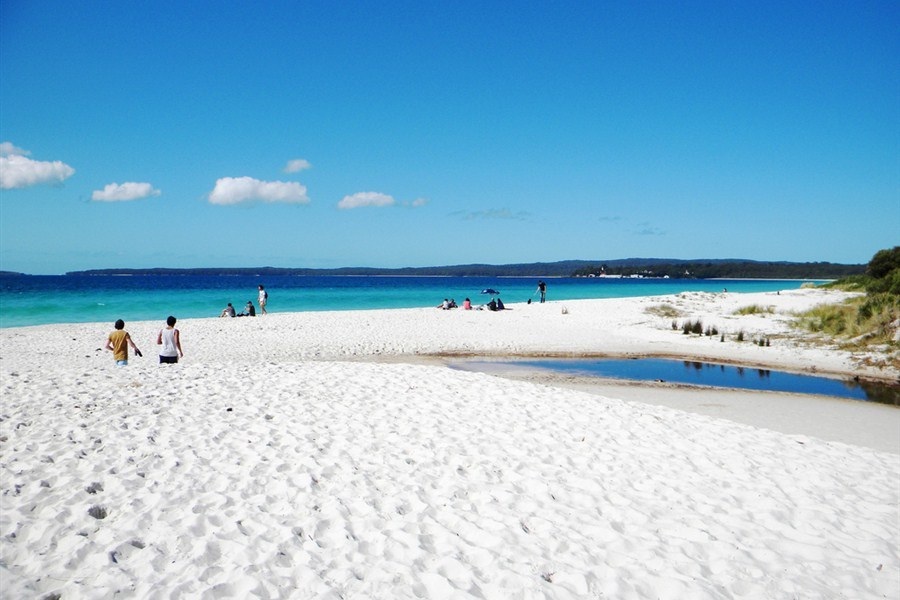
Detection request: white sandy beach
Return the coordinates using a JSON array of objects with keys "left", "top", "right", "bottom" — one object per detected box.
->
[{"left": 1, "top": 288, "right": 898, "bottom": 599}]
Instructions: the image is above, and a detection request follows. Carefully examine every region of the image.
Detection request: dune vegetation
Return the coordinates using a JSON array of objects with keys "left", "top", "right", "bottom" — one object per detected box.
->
[{"left": 797, "top": 247, "right": 900, "bottom": 351}]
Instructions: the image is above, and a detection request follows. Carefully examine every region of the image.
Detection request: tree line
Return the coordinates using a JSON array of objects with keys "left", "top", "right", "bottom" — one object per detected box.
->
[{"left": 60, "top": 258, "right": 866, "bottom": 279}]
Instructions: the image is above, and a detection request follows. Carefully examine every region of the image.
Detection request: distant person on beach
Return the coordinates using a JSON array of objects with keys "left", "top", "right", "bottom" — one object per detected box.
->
[
  {"left": 487, "top": 298, "right": 497, "bottom": 311},
  {"left": 496, "top": 297, "right": 505, "bottom": 310},
  {"left": 105, "top": 319, "right": 141, "bottom": 366},
  {"left": 463, "top": 298, "right": 472, "bottom": 310},
  {"left": 258, "top": 285, "right": 268, "bottom": 315},
  {"left": 242, "top": 301, "right": 256, "bottom": 317},
  {"left": 438, "top": 298, "right": 450, "bottom": 309},
  {"left": 537, "top": 280, "right": 547, "bottom": 303},
  {"left": 156, "top": 316, "right": 183, "bottom": 364},
  {"left": 220, "top": 303, "right": 235, "bottom": 318}
]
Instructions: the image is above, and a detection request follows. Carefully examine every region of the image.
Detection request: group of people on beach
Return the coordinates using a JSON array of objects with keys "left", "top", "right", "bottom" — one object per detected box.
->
[
  {"left": 438, "top": 296, "right": 507, "bottom": 311},
  {"left": 221, "top": 284, "right": 268, "bottom": 318},
  {"left": 105, "top": 316, "right": 183, "bottom": 367},
  {"left": 105, "top": 284, "right": 270, "bottom": 366},
  {"left": 437, "top": 280, "right": 545, "bottom": 312}
]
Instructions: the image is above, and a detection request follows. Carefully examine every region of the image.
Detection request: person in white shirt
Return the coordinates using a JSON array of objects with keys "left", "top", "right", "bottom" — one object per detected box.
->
[
  {"left": 157, "top": 316, "right": 184, "bottom": 364},
  {"left": 258, "top": 284, "right": 268, "bottom": 315}
]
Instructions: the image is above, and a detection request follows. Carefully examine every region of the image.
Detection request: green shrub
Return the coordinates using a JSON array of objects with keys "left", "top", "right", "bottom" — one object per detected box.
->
[
  {"left": 867, "top": 269, "right": 900, "bottom": 295},
  {"left": 867, "top": 246, "right": 900, "bottom": 279}
]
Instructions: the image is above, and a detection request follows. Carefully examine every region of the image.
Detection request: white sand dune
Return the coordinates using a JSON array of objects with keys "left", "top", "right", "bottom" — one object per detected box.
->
[{"left": 1, "top": 288, "right": 898, "bottom": 599}]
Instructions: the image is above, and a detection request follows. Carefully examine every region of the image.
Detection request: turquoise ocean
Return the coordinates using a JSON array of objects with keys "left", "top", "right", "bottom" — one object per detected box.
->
[{"left": 0, "top": 274, "right": 822, "bottom": 329}]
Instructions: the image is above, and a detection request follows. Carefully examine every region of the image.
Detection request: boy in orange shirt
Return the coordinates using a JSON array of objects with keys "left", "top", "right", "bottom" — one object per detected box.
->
[{"left": 105, "top": 319, "right": 142, "bottom": 366}]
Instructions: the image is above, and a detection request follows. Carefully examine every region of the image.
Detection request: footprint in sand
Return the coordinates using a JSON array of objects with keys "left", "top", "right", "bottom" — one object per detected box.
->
[{"left": 87, "top": 505, "right": 107, "bottom": 520}]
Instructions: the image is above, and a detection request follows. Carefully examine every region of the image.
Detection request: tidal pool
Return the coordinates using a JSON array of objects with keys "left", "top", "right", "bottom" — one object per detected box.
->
[{"left": 460, "top": 358, "right": 899, "bottom": 406}]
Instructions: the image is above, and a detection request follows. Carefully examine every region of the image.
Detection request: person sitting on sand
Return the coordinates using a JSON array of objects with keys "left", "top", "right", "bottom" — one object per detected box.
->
[
  {"left": 448, "top": 298, "right": 458, "bottom": 309},
  {"left": 496, "top": 297, "right": 505, "bottom": 310},
  {"left": 244, "top": 301, "right": 256, "bottom": 317},
  {"left": 105, "top": 319, "right": 141, "bottom": 366},
  {"left": 463, "top": 298, "right": 472, "bottom": 310},
  {"left": 220, "top": 303, "right": 235, "bottom": 318},
  {"left": 438, "top": 298, "right": 450, "bottom": 310},
  {"left": 156, "top": 315, "right": 183, "bottom": 364},
  {"left": 487, "top": 298, "right": 497, "bottom": 311}
]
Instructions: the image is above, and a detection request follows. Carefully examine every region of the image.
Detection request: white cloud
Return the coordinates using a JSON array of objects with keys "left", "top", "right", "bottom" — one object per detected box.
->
[
  {"left": 0, "top": 143, "right": 75, "bottom": 190},
  {"left": 283, "top": 158, "right": 312, "bottom": 173},
  {"left": 209, "top": 176, "right": 310, "bottom": 205},
  {"left": 92, "top": 182, "right": 161, "bottom": 202},
  {"left": 0, "top": 142, "right": 29, "bottom": 157},
  {"left": 338, "top": 191, "right": 396, "bottom": 210},
  {"left": 409, "top": 197, "right": 429, "bottom": 207}
]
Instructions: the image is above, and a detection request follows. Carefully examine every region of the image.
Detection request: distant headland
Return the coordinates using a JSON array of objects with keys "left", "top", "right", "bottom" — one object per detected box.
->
[{"left": 56, "top": 258, "right": 865, "bottom": 280}]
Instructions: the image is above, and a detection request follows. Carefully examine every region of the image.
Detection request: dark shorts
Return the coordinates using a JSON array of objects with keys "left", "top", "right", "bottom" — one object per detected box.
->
[{"left": 159, "top": 355, "right": 178, "bottom": 364}]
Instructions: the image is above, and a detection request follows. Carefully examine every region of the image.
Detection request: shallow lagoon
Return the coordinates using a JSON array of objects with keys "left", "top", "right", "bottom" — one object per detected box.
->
[{"left": 463, "top": 358, "right": 900, "bottom": 406}]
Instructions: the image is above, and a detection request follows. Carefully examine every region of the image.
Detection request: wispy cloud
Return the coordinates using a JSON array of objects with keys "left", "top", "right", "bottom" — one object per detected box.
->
[
  {"left": 92, "top": 182, "right": 161, "bottom": 202},
  {"left": 409, "top": 197, "right": 428, "bottom": 207},
  {"left": 209, "top": 176, "right": 310, "bottom": 205},
  {"left": 338, "top": 191, "right": 395, "bottom": 209},
  {"left": 0, "top": 142, "right": 75, "bottom": 190},
  {"left": 634, "top": 223, "right": 666, "bottom": 236},
  {"left": 453, "top": 208, "right": 530, "bottom": 221},
  {"left": 283, "top": 158, "right": 312, "bottom": 173}
]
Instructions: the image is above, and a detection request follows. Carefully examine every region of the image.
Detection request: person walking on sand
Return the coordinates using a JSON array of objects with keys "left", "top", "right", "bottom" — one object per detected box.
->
[
  {"left": 105, "top": 319, "right": 141, "bottom": 366},
  {"left": 156, "top": 316, "right": 183, "bottom": 364},
  {"left": 537, "top": 280, "right": 547, "bottom": 303},
  {"left": 258, "top": 284, "right": 268, "bottom": 315}
]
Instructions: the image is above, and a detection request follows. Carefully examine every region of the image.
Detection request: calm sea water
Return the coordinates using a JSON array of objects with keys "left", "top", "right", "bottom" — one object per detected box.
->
[{"left": 0, "top": 274, "right": 819, "bottom": 329}]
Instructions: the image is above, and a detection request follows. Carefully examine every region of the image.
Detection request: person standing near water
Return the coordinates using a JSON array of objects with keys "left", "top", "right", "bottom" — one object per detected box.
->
[
  {"left": 258, "top": 284, "right": 268, "bottom": 315},
  {"left": 105, "top": 319, "right": 141, "bottom": 366},
  {"left": 156, "top": 316, "right": 183, "bottom": 364},
  {"left": 537, "top": 280, "right": 547, "bottom": 303}
]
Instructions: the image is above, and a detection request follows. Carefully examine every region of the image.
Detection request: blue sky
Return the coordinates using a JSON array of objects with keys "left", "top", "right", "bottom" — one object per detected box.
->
[{"left": 1, "top": 1, "right": 897, "bottom": 274}]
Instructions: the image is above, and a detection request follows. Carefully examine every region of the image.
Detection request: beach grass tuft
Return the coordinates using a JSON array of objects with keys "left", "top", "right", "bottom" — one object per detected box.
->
[
  {"left": 799, "top": 246, "right": 899, "bottom": 352},
  {"left": 734, "top": 304, "right": 775, "bottom": 316},
  {"left": 795, "top": 294, "right": 898, "bottom": 348},
  {"left": 646, "top": 303, "right": 682, "bottom": 319}
]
